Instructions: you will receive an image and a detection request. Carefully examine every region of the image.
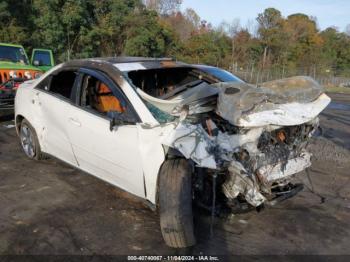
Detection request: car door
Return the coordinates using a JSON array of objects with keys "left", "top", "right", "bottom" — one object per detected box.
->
[
  {"left": 31, "top": 49, "right": 55, "bottom": 72},
  {"left": 66, "top": 68, "right": 145, "bottom": 198},
  {"left": 33, "top": 70, "right": 79, "bottom": 166}
]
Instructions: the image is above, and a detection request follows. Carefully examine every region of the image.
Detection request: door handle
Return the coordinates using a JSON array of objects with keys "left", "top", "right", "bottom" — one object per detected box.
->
[{"left": 69, "top": 118, "right": 81, "bottom": 127}]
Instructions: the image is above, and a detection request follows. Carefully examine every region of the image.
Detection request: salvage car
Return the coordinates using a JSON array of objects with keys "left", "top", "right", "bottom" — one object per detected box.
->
[{"left": 15, "top": 57, "right": 331, "bottom": 248}]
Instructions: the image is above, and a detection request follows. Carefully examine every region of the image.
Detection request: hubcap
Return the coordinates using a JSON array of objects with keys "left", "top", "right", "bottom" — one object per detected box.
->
[{"left": 20, "top": 124, "right": 36, "bottom": 158}]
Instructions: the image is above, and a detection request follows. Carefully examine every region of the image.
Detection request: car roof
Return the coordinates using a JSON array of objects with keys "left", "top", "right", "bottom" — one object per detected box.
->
[
  {"left": 61, "top": 57, "right": 190, "bottom": 72},
  {"left": 0, "top": 43, "right": 25, "bottom": 48},
  {"left": 103, "top": 57, "right": 174, "bottom": 63}
]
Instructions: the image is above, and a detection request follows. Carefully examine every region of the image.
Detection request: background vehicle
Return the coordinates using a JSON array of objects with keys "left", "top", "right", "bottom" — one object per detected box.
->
[
  {"left": 0, "top": 43, "right": 54, "bottom": 113},
  {"left": 15, "top": 57, "right": 330, "bottom": 248},
  {"left": 0, "top": 43, "right": 54, "bottom": 84},
  {"left": 0, "top": 78, "right": 24, "bottom": 114},
  {"left": 31, "top": 48, "right": 55, "bottom": 72}
]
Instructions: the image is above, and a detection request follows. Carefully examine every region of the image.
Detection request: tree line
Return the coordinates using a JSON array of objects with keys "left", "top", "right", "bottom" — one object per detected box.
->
[{"left": 1, "top": 0, "right": 350, "bottom": 78}]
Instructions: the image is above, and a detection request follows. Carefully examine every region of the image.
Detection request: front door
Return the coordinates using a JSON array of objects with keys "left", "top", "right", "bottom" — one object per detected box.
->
[
  {"left": 31, "top": 49, "right": 55, "bottom": 72},
  {"left": 66, "top": 69, "right": 145, "bottom": 198}
]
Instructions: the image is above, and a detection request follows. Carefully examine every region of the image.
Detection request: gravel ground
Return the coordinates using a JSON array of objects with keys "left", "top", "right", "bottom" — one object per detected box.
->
[{"left": 0, "top": 93, "right": 349, "bottom": 256}]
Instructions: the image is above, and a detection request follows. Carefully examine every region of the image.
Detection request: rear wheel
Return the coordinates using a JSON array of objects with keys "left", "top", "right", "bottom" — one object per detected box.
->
[
  {"left": 159, "top": 159, "right": 196, "bottom": 248},
  {"left": 19, "top": 119, "right": 43, "bottom": 160}
]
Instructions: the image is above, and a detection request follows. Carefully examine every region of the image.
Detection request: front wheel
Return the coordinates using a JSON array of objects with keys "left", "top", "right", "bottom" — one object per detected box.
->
[
  {"left": 19, "top": 119, "right": 43, "bottom": 160},
  {"left": 159, "top": 159, "right": 196, "bottom": 248}
]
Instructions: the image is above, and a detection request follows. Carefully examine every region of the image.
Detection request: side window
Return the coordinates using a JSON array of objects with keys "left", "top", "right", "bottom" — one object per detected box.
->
[
  {"left": 36, "top": 76, "right": 51, "bottom": 91},
  {"left": 80, "top": 74, "right": 126, "bottom": 118},
  {"left": 32, "top": 50, "right": 53, "bottom": 66},
  {"left": 49, "top": 71, "right": 77, "bottom": 99}
]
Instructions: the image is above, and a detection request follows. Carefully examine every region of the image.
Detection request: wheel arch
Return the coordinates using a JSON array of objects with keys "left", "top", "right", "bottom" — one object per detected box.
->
[{"left": 15, "top": 114, "right": 25, "bottom": 135}]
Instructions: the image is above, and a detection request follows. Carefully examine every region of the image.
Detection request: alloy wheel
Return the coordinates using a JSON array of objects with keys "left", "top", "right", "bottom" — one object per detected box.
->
[{"left": 20, "top": 124, "right": 36, "bottom": 158}]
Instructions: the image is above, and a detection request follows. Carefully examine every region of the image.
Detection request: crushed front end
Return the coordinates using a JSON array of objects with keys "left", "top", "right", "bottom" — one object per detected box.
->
[
  {"left": 163, "top": 112, "right": 320, "bottom": 213},
  {"left": 211, "top": 118, "right": 317, "bottom": 210},
  {"left": 129, "top": 65, "right": 331, "bottom": 213},
  {"left": 158, "top": 77, "right": 330, "bottom": 212}
]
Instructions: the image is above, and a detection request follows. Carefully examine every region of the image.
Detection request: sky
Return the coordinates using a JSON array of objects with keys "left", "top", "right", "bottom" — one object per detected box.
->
[{"left": 181, "top": 0, "right": 350, "bottom": 32}]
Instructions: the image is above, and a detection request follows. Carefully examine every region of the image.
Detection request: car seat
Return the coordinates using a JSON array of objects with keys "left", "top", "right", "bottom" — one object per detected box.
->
[{"left": 95, "top": 82, "right": 124, "bottom": 113}]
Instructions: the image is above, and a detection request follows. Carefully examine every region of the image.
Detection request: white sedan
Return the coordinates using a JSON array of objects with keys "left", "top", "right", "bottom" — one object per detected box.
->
[{"left": 15, "top": 58, "right": 330, "bottom": 248}]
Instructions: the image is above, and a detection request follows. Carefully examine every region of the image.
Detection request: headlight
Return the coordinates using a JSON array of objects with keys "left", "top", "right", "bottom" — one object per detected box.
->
[
  {"left": 24, "top": 71, "right": 32, "bottom": 79},
  {"left": 34, "top": 72, "right": 43, "bottom": 79},
  {"left": 9, "top": 70, "right": 17, "bottom": 78}
]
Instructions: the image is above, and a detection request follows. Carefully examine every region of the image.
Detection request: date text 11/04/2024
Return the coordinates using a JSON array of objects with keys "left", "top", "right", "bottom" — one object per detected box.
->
[{"left": 127, "top": 255, "right": 220, "bottom": 261}]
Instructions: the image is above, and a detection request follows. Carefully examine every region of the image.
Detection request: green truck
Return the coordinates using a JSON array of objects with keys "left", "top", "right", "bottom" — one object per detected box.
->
[
  {"left": 0, "top": 43, "right": 55, "bottom": 82},
  {"left": 0, "top": 43, "right": 55, "bottom": 113}
]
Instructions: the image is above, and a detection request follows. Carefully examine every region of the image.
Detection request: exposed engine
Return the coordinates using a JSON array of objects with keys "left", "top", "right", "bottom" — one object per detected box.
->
[{"left": 190, "top": 112, "right": 318, "bottom": 213}]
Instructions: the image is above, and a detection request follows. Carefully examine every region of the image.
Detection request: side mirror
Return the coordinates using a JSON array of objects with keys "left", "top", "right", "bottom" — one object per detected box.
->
[
  {"left": 109, "top": 111, "right": 135, "bottom": 131},
  {"left": 33, "top": 60, "right": 40, "bottom": 66}
]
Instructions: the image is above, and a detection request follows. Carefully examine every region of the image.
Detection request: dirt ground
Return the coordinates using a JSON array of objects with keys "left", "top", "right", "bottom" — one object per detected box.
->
[{"left": 0, "top": 93, "right": 349, "bottom": 256}]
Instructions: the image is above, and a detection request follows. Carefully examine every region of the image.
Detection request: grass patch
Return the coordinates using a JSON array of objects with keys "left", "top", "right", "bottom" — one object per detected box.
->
[{"left": 325, "top": 86, "right": 350, "bottom": 94}]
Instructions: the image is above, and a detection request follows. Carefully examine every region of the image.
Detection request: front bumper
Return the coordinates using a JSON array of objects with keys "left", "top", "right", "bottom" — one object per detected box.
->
[
  {"left": 0, "top": 98, "right": 14, "bottom": 109},
  {"left": 0, "top": 92, "right": 15, "bottom": 114},
  {"left": 257, "top": 151, "right": 311, "bottom": 185},
  {"left": 223, "top": 152, "right": 311, "bottom": 207}
]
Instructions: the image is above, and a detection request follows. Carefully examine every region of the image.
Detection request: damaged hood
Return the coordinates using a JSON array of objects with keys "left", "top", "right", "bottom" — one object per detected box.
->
[{"left": 216, "top": 76, "right": 331, "bottom": 127}]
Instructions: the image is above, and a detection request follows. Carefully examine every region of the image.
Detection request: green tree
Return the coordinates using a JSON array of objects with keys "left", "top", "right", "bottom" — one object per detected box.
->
[
  {"left": 257, "top": 8, "right": 288, "bottom": 68},
  {"left": 124, "top": 9, "right": 178, "bottom": 57},
  {"left": 284, "top": 13, "right": 323, "bottom": 73},
  {"left": 180, "top": 31, "right": 231, "bottom": 67},
  {"left": 31, "top": 0, "right": 91, "bottom": 61},
  {"left": 320, "top": 27, "right": 350, "bottom": 74},
  {"left": 0, "top": 0, "right": 29, "bottom": 44}
]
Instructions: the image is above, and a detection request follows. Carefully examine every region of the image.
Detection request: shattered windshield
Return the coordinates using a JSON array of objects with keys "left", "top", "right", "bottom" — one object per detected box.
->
[
  {"left": 144, "top": 101, "right": 176, "bottom": 123},
  {"left": 0, "top": 45, "right": 29, "bottom": 65}
]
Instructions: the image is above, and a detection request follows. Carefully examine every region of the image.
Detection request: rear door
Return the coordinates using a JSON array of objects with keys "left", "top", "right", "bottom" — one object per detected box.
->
[
  {"left": 31, "top": 49, "right": 55, "bottom": 72},
  {"left": 34, "top": 70, "right": 79, "bottom": 165},
  {"left": 65, "top": 68, "right": 145, "bottom": 198}
]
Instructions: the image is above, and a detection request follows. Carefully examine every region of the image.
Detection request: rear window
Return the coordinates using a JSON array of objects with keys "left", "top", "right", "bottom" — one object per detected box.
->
[{"left": 49, "top": 71, "right": 77, "bottom": 99}]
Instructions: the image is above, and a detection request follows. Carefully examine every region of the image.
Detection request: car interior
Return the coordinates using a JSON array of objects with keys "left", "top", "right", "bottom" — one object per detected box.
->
[
  {"left": 80, "top": 75, "right": 125, "bottom": 115},
  {"left": 127, "top": 67, "right": 218, "bottom": 99},
  {"left": 48, "top": 71, "right": 125, "bottom": 118}
]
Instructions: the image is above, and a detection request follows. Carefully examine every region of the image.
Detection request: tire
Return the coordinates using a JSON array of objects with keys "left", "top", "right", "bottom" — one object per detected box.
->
[
  {"left": 19, "top": 119, "right": 43, "bottom": 160},
  {"left": 159, "top": 159, "right": 196, "bottom": 248}
]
